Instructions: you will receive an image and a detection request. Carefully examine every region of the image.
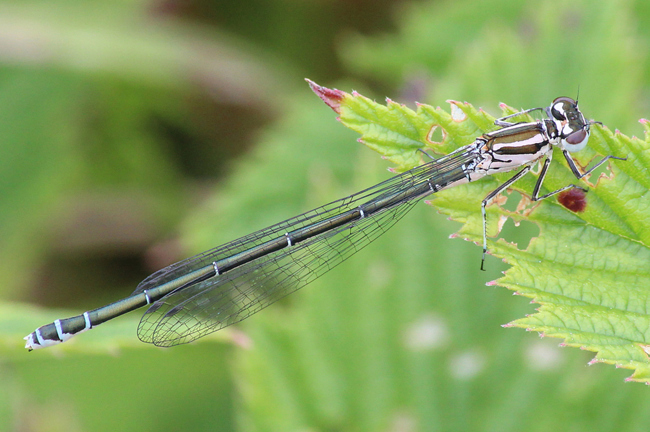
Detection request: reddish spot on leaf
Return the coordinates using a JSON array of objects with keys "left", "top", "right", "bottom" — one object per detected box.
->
[
  {"left": 306, "top": 79, "right": 344, "bottom": 114},
  {"left": 558, "top": 188, "right": 587, "bottom": 213}
]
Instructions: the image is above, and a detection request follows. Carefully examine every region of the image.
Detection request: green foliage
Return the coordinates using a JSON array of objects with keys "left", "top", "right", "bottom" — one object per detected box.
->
[
  {"left": 3, "top": 0, "right": 650, "bottom": 431},
  {"left": 206, "top": 88, "right": 650, "bottom": 432},
  {"left": 313, "top": 82, "right": 650, "bottom": 382},
  {"left": 4, "top": 341, "right": 235, "bottom": 431}
]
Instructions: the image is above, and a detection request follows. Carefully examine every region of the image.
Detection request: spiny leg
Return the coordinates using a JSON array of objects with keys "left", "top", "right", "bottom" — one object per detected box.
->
[
  {"left": 417, "top": 148, "right": 436, "bottom": 161},
  {"left": 530, "top": 147, "right": 584, "bottom": 200},
  {"left": 562, "top": 151, "right": 627, "bottom": 181},
  {"left": 532, "top": 151, "right": 626, "bottom": 201},
  {"left": 480, "top": 166, "right": 531, "bottom": 270},
  {"left": 480, "top": 151, "right": 626, "bottom": 268}
]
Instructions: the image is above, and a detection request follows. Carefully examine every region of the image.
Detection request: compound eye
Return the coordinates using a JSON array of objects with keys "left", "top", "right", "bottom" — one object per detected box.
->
[
  {"left": 566, "top": 129, "right": 587, "bottom": 145},
  {"left": 550, "top": 98, "right": 574, "bottom": 121},
  {"left": 564, "top": 128, "right": 589, "bottom": 152}
]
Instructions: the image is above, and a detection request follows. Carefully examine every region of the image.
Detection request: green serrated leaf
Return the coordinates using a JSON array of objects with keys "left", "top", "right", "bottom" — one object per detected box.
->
[
  {"left": 341, "top": 94, "right": 492, "bottom": 170},
  {"left": 310, "top": 82, "right": 650, "bottom": 383}
]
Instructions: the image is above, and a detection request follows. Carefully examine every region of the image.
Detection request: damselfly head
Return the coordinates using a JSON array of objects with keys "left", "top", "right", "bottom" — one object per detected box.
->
[{"left": 547, "top": 97, "right": 591, "bottom": 152}]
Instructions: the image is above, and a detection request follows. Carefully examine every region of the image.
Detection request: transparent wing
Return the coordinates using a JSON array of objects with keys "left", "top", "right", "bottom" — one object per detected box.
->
[
  {"left": 138, "top": 196, "right": 418, "bottom": 346},
  {"left": 136, "top": 148, "right": 478, "bottom": 346}
]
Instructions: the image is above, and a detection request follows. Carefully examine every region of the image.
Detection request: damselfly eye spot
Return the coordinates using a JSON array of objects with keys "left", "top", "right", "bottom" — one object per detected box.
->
[
  {"left": 558, "top": 188, "right": 587, "bottom": 213},
  {"left": 551, "top": 109, "right": 564, "bottom": 121},
  {"left": 551, "top": 103, "right": 567, "bottom": 120}
]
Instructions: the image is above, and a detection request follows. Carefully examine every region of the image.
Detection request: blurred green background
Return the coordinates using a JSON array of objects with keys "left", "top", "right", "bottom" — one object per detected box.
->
[{"left": 1, "top": 0, "right": 649, "bottom": 431}]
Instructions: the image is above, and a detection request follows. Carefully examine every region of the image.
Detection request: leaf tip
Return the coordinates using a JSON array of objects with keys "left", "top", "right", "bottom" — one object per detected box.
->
[
  {"left": 306, "top": 78, "right": 344, "bottom": 114},
  {"left": 485, "top": 280, "right": 498, "bottom": 286},
  {"left": 640, "top": 119, "right": 650, "bottom": 137}
]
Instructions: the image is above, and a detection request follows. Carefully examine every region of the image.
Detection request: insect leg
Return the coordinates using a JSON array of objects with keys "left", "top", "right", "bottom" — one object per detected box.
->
[{"left": 480, "top": 166, "right": 531, "bottom": 270}]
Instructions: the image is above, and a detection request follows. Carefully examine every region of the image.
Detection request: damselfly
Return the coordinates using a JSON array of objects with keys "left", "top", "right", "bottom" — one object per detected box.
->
[{"left": 25, "top": 91, "right": 625, "bottom": 350}]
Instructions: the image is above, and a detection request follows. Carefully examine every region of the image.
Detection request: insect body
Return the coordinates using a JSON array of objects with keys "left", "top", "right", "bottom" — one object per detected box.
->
[{"left": 24, "top": 95, "right": 624, "bottom": 349}]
